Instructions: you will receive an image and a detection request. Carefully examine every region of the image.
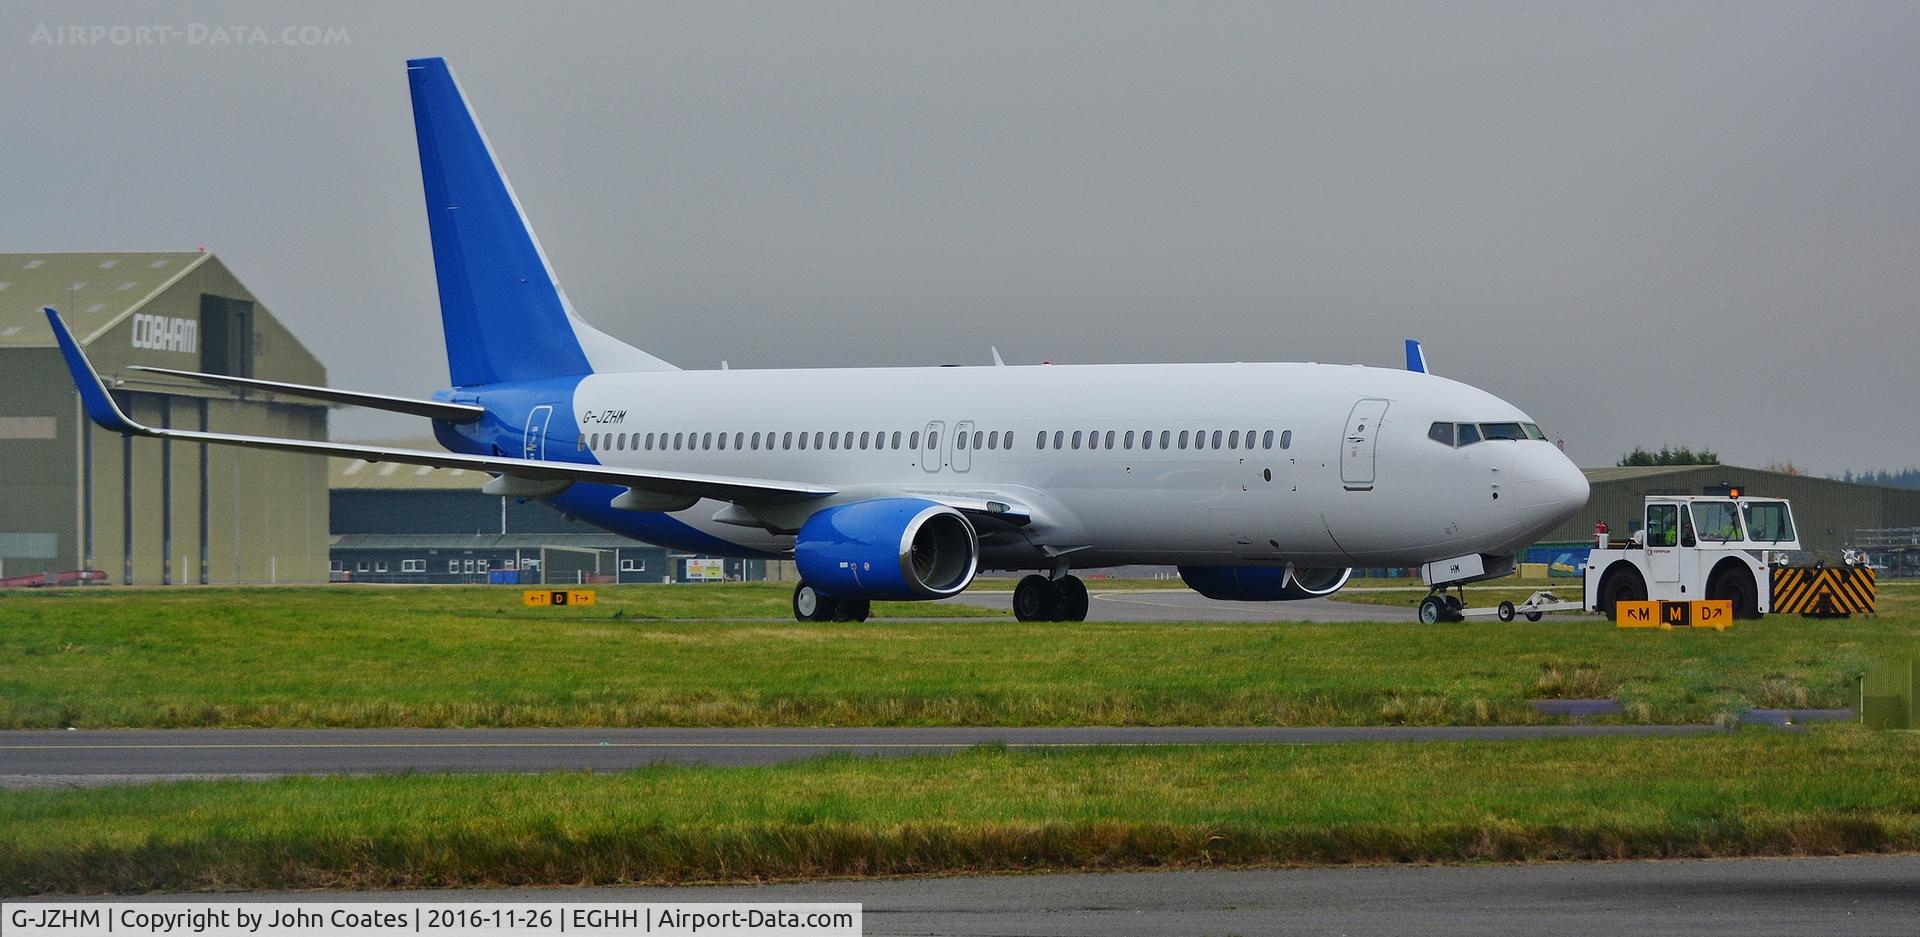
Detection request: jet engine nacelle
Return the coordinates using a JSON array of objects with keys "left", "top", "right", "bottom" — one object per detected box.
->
[
  {"left": 794, "top": 498, "right": 979, "bottom": 599},
  {"left": 1177, "top": 565, "right": 1354, "bottom": 601}
]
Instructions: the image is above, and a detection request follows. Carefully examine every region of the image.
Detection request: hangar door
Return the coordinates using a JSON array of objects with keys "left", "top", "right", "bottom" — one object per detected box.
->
[{"left": 1341, "top": 398, "right": 1390, "bottom": 489}]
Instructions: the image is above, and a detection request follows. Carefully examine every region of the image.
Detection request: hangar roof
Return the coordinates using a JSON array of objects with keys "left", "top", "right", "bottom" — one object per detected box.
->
[
  {"left": 1580, "top": 465, "right": 1707, "bottom": 484},
  {"left": 0, "top": 251, "right": 214, "bottom": 347},
  {"left": 331, "top": 533, "right": 657, "bottom": 550}
]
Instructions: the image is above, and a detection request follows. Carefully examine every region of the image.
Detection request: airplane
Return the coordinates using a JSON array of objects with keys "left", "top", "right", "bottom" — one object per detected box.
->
[{"left": 45, "top": 56, "right": 1590, "bottom": 623}]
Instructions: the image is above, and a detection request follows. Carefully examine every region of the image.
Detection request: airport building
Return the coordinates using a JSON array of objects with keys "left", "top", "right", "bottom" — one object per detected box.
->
[
  {"left": 1543, "top": 464, "right": 1920, "bottom": 558},
  {"left": 328, "top": 456, "right": 775, "bottom": 584},
  {"left": 0, "top": 252, "right": 330, "bottom": 585}
]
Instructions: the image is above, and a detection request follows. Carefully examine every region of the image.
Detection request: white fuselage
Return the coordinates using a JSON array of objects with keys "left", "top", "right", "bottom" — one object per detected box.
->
[{"left": 538, "top": 360, "right": 1590, "bottom": 571}]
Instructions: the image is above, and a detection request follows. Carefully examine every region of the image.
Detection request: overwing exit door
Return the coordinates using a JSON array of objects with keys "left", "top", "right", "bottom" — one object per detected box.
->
[{"left": 1341, "top": 398, "right": 1389, "bottom": 490}]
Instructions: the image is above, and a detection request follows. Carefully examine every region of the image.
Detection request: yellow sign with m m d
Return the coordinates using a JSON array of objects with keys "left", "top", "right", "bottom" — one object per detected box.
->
[
  {"left": 1616, "top": 599, "right": 1733, "bottom": 630},
  {"left": 523, "top": 590, "right": 596, "bottom": 608}
]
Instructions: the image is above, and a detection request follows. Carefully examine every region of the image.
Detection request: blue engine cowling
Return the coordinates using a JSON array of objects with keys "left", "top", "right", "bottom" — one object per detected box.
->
[
  {"left": 794, "top": 498, "right": 979, "bottom": 599},
  {"left": 1177, "top": 565, "right": 1353, "bottom": 601}
]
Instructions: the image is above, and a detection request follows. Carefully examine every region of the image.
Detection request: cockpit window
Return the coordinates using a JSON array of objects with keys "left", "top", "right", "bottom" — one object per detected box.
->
[
  {"left": 1523, "top": 422, "right": 1547, "bottom": 440},
  {"left": 1456, "top": 423, "right": 1482, "bottom": 446},
  {"left": 1428, "top": 422, "right": 1455, "bottom": 446},
  {"left": 1480, "top": 422, "right": 1527, "bottom": 441}
]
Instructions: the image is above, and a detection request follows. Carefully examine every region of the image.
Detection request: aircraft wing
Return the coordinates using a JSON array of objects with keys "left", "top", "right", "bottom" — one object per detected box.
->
[
  {"left": 45, "top": 308, "right": 835, "bottom": 505},
  {"left": 124, "top": 365, "right": 486, "bottom": 423}
]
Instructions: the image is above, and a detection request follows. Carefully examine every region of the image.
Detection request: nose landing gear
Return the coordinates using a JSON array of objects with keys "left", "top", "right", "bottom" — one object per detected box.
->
[{"left": 1014, "top": 573, "right": 1089, "bottom": 621}]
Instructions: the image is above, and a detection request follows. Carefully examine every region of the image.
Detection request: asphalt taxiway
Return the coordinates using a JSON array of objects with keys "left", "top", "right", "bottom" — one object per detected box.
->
[
  {"left": 0, "top": 724, "right": 1718, "bottom": 788},
  {"left": 103, "top": 856, "right": 1920, "bottom": 936}
]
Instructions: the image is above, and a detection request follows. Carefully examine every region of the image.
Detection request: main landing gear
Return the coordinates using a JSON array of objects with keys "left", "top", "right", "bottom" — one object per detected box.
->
[
  {"left": 792, "top": 581, "right": 871, "bottom": 622},
  {"left": 1013, "top": 574, "right": 1090, "bottom": 622},
  {"left": 1417, "top": 590, "right": 1465, "bottom": 624}
]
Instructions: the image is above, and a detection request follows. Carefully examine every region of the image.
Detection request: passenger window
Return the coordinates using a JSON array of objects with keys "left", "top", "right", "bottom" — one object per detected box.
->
[
  {"left": 1428, "top": 422, "right": 1454, "bottom": 446},
  {"left": 783, "top": 431, "right": 793, "bottom": 450},
  {"left": 987, "top": 432, "right": 998, "bottom": 450},
  {"left": 1104, "top": 430, "right": 1115, "bottom": 449},
  {"left": 1280, "top": 430, "right": 1291, "bottom": 449},
  {"left": 716, "top": 433, "right": 725, "bottom": 450},
  {"left": 1212, "top": 430, "right": 1223, "bottom": 449},
  {"left": 1124, "top": 430, "right": 1135, "bottom": 449},
  {"left": 577, "top": 437, "right": 586, "bottom": 452},
  {"left": 735, "top": 432, "right": 744, "bottom": 449},
  {"left": 1262, "top": 429, "right": 1274, "bottom": 449},
  {"left": 750, "top": 432, "right": 760, "bottom": 450},
  {"left": 798, "top": 432, "right": 809, "bottom": 450},
  {"left": 1053, "top": 430, "right": 1064, "bottom": 449},
  {"left": 704, "top": 433, "right": 714, "bottom": 450},
  {"left": 1456, "top": 423, "right": 1481, "bottom": 446},
  {"left": 860, "top": 431, "right": 871, "bottom": 449},
  {"left": 892, "top": 431, "right": 903, "bottom": 449},
  {"left": 1142, "top": 430, "right": 1154, "bottom": 450},
  {"left": 1161, "top": 430, "right": 1171, "bottom": 449},
  {"left": 1228, "top": 430, "right": 1240, "bottom": 449},
  {"left": 1072, "top": 431, "right": 1083, "bottom": 449},
  {"left": 674, "top": 432, "right": 685, "bottom": 450},
  {"left": 1037, "top": 431, "right": 1049, "bottom": 449},
  {"left": 829, "top": 432, "right": 840, "bottom": 450},
  {"left": 928, "top": 431, "right": 939, "bottom": 449},
  {"left": 1178, "top": 430, "right": 1190, "bottom": 449},
  {"left": 814, "top": 431, "right": 825, "bottom": 449},
  {"left": 910, "top": 431, "right": 921, "bottom": 450},
  {"left": 644, "top": 432, "right": 654, "bottom": 451},
  {"left": 1002, "top": 431, "right": 1013, "bottom": 450},
  {"left": 974, "top": 430, "right": 985, "bottom": 450},
  {"left": 957, "top": 433, "right": 968, "bottom": 451}
]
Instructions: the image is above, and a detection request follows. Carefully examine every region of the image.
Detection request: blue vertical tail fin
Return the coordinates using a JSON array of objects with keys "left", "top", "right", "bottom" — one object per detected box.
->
[{"left": 407, "top": 56, "right": 674, "bottom": 386}]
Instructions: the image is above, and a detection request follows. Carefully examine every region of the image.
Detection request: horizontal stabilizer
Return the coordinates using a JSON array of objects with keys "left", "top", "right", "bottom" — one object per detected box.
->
[
  {"left": 125, "top": 365, "right": 485, "bottom": 423},
  {"left": 45, "top": 308, "right": 832, "bottom": 505}
]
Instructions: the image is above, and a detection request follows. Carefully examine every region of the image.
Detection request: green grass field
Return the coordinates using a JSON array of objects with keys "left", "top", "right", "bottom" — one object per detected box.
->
[
  {"left": 2, "top": 582, "right": 1915, "bottom": 728},
  {"left": 4, "top": 728, "right": 1916, "bottom": 894}
]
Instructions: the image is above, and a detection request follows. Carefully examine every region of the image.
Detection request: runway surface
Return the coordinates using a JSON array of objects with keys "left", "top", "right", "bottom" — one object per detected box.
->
[
  {"left": 105, "top": 856, "right": 1920, "bottom": 936},
  {"left": 0, "top": 724, "right": 1717, "bottom": 788}
]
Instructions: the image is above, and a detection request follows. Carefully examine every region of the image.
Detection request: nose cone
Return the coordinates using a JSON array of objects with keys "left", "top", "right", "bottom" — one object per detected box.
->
[{"left": 1511, "top": 445, "right": 1589, "bottom": 535}]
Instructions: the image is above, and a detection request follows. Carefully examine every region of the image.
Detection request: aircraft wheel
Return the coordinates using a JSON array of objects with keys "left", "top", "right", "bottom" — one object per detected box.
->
[
  {"left": 1054, "top": 576, "right": 1090, "bottom": 622},
  {"left": 1013, "top": 575, "right": 1058, "bottom": 621},
  {"left": 835, "top": 598, "right": 871, "bottom": 622},
  {"left": 793, "top": 582, "right": 832, "bottom": 622},
  {"left": 1497, "top": 601, "right": 1516, "bottom": 623},
  {"left": 1418, "top": 595, "right": 1446, "bottom": 625}
]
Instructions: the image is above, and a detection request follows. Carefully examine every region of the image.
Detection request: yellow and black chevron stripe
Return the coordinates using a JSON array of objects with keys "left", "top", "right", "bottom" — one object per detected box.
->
[{"left": 1771, "top": 566, "right": 1876, "bottom": 616}]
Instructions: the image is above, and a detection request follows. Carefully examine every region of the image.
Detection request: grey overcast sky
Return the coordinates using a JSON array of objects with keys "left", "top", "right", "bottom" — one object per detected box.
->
[{"left": 5, "top": 1, "right": 1916, "bottom": 473}]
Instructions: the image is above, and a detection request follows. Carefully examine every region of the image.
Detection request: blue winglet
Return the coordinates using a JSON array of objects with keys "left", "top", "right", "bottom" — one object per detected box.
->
[
  {"left": 1404, "top": 339, "right": 1429, "bottom": 374},
  {"left": 44, "top": 307, "right": 144, "bottom": 435}
]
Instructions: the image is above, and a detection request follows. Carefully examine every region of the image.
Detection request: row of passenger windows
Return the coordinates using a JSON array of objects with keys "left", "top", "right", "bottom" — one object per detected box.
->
[
  {"left": 1427, "top": 421, "right": 1547, "bottom": 447},
  {"left": 580, "top": 427, "right": 1295, "bottom": 454},
  {"left": 584, "top": 429, "right": 948, "bottom": 453},
  {"left": 1034, "top": 428, "right": 1291, "bottom": 451}
]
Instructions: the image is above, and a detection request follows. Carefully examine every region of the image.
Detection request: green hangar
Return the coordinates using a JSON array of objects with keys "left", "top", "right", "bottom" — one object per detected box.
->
[{"left": 0, "top": 252, "right": 329, "bottom": 585}]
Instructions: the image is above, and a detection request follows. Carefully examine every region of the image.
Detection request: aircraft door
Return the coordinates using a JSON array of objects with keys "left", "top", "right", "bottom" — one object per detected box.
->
[
  {"left": 1340, "top": 398, "right": 1390, "bottom": 489},
  {"left": 1645, "top": 502, "right": 1681, "bottom": 582},
  {"left": 523, "top": 405, "right": 553, "bottom": 461},
  {"left": 922, "top": 420, "right": 945, "bottom": 473},
  {"left": 952, "top": 421, "right": 974, "bottom": 472}
]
